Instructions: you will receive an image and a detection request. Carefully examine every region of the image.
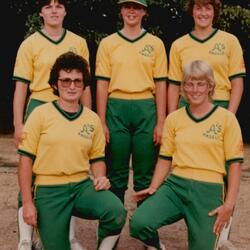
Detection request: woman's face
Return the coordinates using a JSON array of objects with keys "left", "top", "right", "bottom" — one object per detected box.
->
[
  {"left": 120, "top": 3, "right": 146, "bottom": 28},
  {"left": 40, "top": 0, "right": 66, "bottom": 28},
  {"left": 183, "top": 78, "right": 212, "bottom": 106},
  {"left": 57, "top": 69, "right": 84, "bottom": 104},
  {"left": 192, "top": 3, "right": 214, "bottom": 30}
]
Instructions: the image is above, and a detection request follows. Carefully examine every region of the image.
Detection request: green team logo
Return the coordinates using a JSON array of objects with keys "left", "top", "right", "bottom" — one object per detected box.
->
[
  {"left": 139, "top": 44, "right": 154, "bottom": 57},
  {"left": 209, "top": 43, "right": 225, "bottom": 55},
  {"left": 78, "top": 123, "right": 95, "bottom": 139},
  {"left": 203, "top": 123, "right": 222, "bottom": 140}
]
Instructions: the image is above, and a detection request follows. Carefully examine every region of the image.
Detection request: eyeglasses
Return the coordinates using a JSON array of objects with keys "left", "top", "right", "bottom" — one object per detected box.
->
[
  {"left": 183, "top": 81, "right": 208, "bottom": 91},
  {"left": 58, "top": 78, "right": 84, "bottom": 88}
]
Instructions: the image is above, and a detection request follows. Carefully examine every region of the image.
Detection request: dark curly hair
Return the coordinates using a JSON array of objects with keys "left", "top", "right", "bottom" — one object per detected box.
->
[
  {"left": 36, "top": 0, "right": 67, "bottom": 12},
  {"left": 185, "top": 0, "right": 222, "bottom": 24},
  {"left": 48, "top": 51, "right": 90, "bottom": 96}
]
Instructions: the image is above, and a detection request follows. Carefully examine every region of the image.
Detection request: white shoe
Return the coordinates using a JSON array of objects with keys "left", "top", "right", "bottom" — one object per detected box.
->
[
  {"left": 32, "top": 238, "right": 43, "bottom": 250},
  {"left": 18, "top": 240, "right": 32, "bottom": 250},
  {"left": 70, "top": 238, "right": 87, "bottom": 250}
]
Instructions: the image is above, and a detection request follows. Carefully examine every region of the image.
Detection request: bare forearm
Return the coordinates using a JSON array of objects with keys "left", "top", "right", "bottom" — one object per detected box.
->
[
  {"left": 228, "top": 78, "right": 244, "bottom": 114},
  {"left": 224, "top": 162, "right": 241, "bottom": 209},
  {"left": 18, "top": 156, "right": 33, "bottom": 204},
  {"left": 155, "top": 81, "right": 167, "bottom": 124},
  {"left": 96, "top": 80, "right": 109, "bottom": 123},
  {"left": 91, "top": 161, "right": 106, "bottom": 178},
  {"left": 81, "top": 86, "right": 92, "bottom": 109},
  {"left": 149, "top": 158, "right": 171, "bottom": 190},
  {"left": 168, "top": 84, "right": 180, "bottom": 113},
  {"left": 13, "top": 82, "right": 28, "bottom": 126}
]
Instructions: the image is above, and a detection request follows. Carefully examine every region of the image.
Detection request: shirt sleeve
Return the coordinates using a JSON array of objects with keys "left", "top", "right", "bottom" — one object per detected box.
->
[
  {"left": 18, "top": 108, "right": 43, "bottom": 159},
  {"left": 228, "top": 35, "right": 246, "bottom": 79},
  {"left": 95, "top": 39, "right": 111, "bottom": 80},
  {"left": 153, "top": 39, "right": 168, "bottom": 81},
  {"left": 89, "top": 117, "right": 106, "bottom": 163},
  {"left": 159, "top": 115, "right": 175, "bottom": 159},
  {"left": 13, "top": 39, "right": 33, "bottom": 83},
  {"left": 224, "top": 112, "right": 244, "bottom": 163},
  {"left": 168, "top": 41, "right": 182, "bottom": 85}
]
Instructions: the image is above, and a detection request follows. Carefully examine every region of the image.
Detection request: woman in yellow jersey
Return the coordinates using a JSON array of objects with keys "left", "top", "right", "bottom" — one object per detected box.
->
[
  {"left": 130, "top": 60, "right": 243, "bottom": 250},
  {"left": 96, "top": 0, "right": 167, "bottom": 204},
  {"left": 168, "top": 0, "right": 245, "bottom": 114},
  {"left": 18, "top": 52, "right": 126, "bottom": 250},
  {"left": 13, "top": 1, "right": 91, "bottom": 249}
]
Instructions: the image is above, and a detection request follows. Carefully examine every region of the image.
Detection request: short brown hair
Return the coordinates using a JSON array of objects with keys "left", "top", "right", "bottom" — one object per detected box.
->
[
  {"left": 185, "top": 0, "right": 222, "bottom": 23},
  {"left": 36, "top": 0, "right": 67, "bottom": 12},
  {"left": 48, "top": 52, "right": 90, "bottom": 96}
]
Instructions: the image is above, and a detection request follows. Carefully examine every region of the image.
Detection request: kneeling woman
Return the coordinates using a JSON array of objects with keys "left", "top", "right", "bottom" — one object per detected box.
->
[
  {"left": 18, "top": 51, "right": 126, "bottom": 250},
  {"left": 129, "top": 60, "right": 243, "bottom": 250}
]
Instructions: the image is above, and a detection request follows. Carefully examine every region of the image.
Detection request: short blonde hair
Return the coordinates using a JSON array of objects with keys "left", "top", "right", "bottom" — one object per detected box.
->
[{"left": 182, "top": 60, "right": 215, "bottom": 99}]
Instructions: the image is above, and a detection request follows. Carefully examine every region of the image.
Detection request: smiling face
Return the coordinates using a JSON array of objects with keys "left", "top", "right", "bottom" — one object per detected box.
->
[
  {"left": 192, "top": 3, "right": 214, "bottom": 30},
  {"left": 120, "top": 2, "right": 146, "bottom": 28},
  {"left": 39, "top": 0, "right": 66, "bottom": 28},
  {"left": 57, "top": 69, "right": 84, "bottom": 104}
]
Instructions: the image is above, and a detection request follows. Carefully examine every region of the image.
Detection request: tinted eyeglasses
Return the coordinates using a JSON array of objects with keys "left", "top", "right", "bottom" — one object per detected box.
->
[{"left": 58, "top": 78, "right": 84, "bottom": 88}]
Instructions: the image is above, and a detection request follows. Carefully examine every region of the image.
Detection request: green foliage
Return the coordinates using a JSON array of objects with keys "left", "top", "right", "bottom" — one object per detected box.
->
[{"left": 219, "top": 5, "right": 250, "bottom": 39}]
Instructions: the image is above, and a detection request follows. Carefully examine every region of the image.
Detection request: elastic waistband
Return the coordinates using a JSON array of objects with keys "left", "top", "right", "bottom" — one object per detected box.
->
[
  {"left": 109, "top": 90, "right": 154, "bottom": 99},
  {"left": 172, "top": 167, "right": 223, "bottom": 184},
  {"left": 34, "top": 172, "right": 88, "bottom": 185}
]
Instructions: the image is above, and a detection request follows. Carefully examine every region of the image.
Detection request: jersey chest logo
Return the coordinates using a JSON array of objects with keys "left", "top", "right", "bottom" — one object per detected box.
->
[
  {"left": 209, "top": 43, "right": 225, "bottom": 55},
  {"left": 203, "top": 122, "right": 222, "bottom": 140},
  {"left": 139, "top": 44, "right": 154, "bottom": 57},
  {"left": 78, "top": 123, "right": 95, "bottom": 139}
]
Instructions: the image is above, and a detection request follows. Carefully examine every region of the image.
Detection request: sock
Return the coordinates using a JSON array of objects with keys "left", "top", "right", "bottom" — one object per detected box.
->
[{"left": 18, "top": 207, "right": 33, "bottom": 243}]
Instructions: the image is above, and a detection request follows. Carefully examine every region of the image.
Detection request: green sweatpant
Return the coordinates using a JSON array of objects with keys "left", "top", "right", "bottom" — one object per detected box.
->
[
  {"left": 35, "top": 178, "right": 127, "bottom": 250},
  {"left": 106, "top": 98, "right": 157, "bottom": 202},
  {"left": 130, "top": 174, "right": 223, "bottom": 250}
]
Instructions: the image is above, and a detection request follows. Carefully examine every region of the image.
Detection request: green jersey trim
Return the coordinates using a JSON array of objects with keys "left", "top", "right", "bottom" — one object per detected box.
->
[
  {"left": 52, "top": 101, "right": 83, "bottom": 121},
  {"left": 38, "top": 29, "right": 67, "bottom": 45},
  {"left": 117, "top": 30, "right": 147, "bottom": 43},
  {"left": 12, "top": 76, "right": 30, "bottom": 84},
  {"left": 159, "top": 155, "right": 172, "bottom": 161},
  {"left": 189, "top": 28, "right": 219, "bottom": 43},
  {"left": 18, "top": 149, "right": 36, "bottom": 161},
  {"left": 168, "top": 78, "right": 181, "bottom": 85},
  {"left": 229, "top": 73, "right": 246, "bottom": 80},
  {"left": 95, "top": 76, "right": 111, "bottom": 81},
  {"left": 89, "top": 157, "right": 105, "bottom": 164},
  {"left": 226, "top": 158, "right": 244, "bottom": 164},
  {"left": 154, "top": 77, "right": 168, "bottom": 82},
  {"left": 186, "top": 104, "right": 219, "bottom": 123}
]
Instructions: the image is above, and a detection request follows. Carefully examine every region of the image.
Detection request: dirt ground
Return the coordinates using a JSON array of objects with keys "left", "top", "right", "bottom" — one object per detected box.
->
[{"left": 0, "top": 134, "right": 250, "bottom": 250}]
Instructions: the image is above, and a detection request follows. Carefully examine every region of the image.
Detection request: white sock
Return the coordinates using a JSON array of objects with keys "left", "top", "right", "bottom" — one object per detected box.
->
[
  {"left": 69, "top": 216, "right": 77, "bottom": 241},
  {"left": 18, "top": 207, "right": 33, "bottom": 242}
]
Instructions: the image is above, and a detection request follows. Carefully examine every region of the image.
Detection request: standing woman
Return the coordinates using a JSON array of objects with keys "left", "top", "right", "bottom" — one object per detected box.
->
[
  {"left": 18, "top": 51, "right": 126, "bottom": 250},
  {"left": 168, "top": 0, "right": 246, "bottom": 114},
  {"left": 12, "top": 1, "right": 91, "bottom": 249},
  {"left": 96, "top": 0, "right": 168, "bottom": 203},
  {"left": 130, "top": 60, "right": 244, "bottom": 250}
]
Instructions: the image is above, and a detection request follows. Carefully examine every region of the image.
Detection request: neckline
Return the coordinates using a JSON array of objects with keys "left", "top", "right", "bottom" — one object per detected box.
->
[
  {"left": 189, "top": 28, "right": 218, "bottom": 43},
  {"left": 38, "top": 29, "right": 67, "bottom": 44},
  {"left": 185, "top": 104, "right": 218, "bottom": 123},
  {"left": 52, "top": 100, "right": 83, "bottom": 121},
  {"left": 117, "top": 29, "right": 147, "bottom": 43}
]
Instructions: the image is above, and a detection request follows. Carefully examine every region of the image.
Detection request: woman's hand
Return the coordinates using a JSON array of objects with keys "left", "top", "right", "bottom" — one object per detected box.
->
[
  {"left": 209, "top": 203, "right": 234, "bottom": 235},
  {"left": 93, "top": 176, "right": 111, "bottom": 191},
  {"left": 23, "top": 201, "right": 37, "bottom": 227},
  {"left": 131, "top": 187, "right": 157, "bottom": 202}
]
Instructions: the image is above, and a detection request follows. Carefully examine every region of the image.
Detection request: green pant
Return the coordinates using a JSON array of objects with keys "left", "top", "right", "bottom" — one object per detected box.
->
[
  {"left": 130, "top": 175, "right": 223, "bottom": 250},
  {"left": 35, "top": 179, "right": 127, "bottom": 250},
  {"left": 106, "top": 98, "right": 157, "bottom": 202}
]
